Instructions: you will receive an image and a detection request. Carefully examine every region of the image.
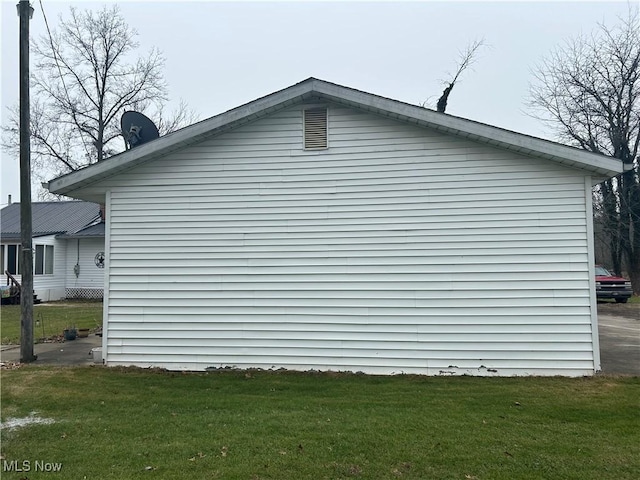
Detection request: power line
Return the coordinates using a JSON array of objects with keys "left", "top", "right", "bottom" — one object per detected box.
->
[
  {"left": 38, "top": 0, "right": 70, "bottom": 105},
  {"left": 38, "top": 0, "right": 93, "bottom": 163}
]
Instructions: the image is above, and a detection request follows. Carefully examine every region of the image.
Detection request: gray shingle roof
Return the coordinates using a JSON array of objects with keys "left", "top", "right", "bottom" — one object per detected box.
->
[{"left": 0, "top": 201, "right": 101, "bottom": 241}]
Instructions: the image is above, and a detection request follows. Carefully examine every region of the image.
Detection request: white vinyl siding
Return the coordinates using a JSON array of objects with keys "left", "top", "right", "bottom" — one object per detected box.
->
[
  {"left": 102, "top": 104, "right": 596, "bottom": 375},
  {"left": 64, "top": 237, "right": 106, "bottom": 292}
]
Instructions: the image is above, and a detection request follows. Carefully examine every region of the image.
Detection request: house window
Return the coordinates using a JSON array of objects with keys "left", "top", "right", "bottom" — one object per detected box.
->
[
  {"left": 304, "top": 107, "right": 328, "bottom": 149},
  {"left": 35, "top": 245, "right": 54, "bottom": 275},
  {"left": 6, "top": 245, "right": 21, "bottom": 275},
  {"left": 45, "top": 245, "right": 54, "bottom": 274}
]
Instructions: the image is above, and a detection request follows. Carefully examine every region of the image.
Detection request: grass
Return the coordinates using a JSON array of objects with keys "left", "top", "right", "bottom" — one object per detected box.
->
[
  {"left": 0, "top": 302, "right": 103, "bottom": 344},
  {"left": 1, "top": 368, "right": 638, "bottom": 479}
]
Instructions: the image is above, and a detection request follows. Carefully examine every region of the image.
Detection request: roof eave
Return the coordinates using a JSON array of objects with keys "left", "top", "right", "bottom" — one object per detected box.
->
[
  {"left": 47, "top": 81, "right": 318, "bottom": 196},
  {"left": 1, "top": 235, "right": 21, "bottom": 242},
  {"left": 1, "top": 232, "right": 63, "bottom": 242},
  {"left": 57, "top": 233, "right": 105, "bottom": 239},
  {"left": 47, "top": 78, "right": 624, "bottom": 196},
  {"left": 310, "top": 81, "right": 624, "bottom": 178}
]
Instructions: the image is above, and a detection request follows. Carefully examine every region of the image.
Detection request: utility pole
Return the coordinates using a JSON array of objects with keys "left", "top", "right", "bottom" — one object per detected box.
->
[{"left": 18, "top": 0, "right": 35, "bottom": 363}]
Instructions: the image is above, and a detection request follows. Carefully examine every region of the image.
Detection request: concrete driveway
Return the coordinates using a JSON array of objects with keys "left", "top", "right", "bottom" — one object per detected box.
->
[
  {"left": 597, "top": 302, "right": 640, "bottom": 375},
  {"left": 0, "top": 335, "right": 102, "bottom": 366}
]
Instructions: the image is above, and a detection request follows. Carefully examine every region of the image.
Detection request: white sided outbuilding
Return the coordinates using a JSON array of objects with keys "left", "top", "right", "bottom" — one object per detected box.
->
[{"left": 48, "top": 78, "right": 625, "bottom": 376}]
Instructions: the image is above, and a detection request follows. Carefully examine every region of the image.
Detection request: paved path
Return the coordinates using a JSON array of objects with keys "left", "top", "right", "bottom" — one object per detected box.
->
[
  {"left": 0, "top": 335, "right": 102, "bottom": 366},
  {"left": 598, "top": 313, "right": 640, "bottom": 375}
]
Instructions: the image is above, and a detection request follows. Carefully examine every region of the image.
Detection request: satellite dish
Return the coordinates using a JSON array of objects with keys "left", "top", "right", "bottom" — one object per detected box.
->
[{"left": 121, "top": 111, "right": 160, "bottom": 149}]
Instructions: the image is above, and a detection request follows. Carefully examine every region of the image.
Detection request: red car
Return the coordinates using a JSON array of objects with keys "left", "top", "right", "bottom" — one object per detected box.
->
[{"left": 595, "top": 265, "right": 633, "bottom": 303}]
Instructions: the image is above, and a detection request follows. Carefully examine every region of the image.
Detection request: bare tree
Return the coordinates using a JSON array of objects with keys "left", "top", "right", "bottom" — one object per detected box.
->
[
  {"left": 2, "top": 5, "right": 196, "bottom": 196},
  {"left": 435, "top": 39, "right": 487, "bottom": 113},
  {"left": 529, "top": 7, "right": 640, "bottom": 293}
]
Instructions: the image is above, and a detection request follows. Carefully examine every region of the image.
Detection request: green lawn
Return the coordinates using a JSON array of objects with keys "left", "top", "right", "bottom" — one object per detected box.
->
[
  {"left": 0, "top": 302, "right": 103, "bottom": 344},
  {"left": 1, "top": 368, "right": 638, "bottom": 479}
]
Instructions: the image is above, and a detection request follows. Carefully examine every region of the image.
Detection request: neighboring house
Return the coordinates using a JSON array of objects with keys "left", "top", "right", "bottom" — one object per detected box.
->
[
  {"left": 47, "top": 78, "right": 625, "bottom": 376},
  {"left": 1, "top": 201, "right": 105, "bottom": 302}
]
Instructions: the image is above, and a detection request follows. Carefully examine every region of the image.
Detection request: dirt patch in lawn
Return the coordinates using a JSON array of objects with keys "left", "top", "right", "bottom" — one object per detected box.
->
[
  {"left": 1, "top": 369, "right": 60, "bottom": 397},
  {"left": 597, "top": 301, "right": 640, "bottom": 321}
]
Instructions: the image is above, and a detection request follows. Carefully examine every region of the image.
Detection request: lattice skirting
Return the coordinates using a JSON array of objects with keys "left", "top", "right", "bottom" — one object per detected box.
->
[{"left": 65, "top": 288, "right": 104, "bottom": 300}]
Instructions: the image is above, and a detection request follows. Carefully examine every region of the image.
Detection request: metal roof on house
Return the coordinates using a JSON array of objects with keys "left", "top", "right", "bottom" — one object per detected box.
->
[
  {"left": 0, "top": 201, "right": 101, "bottom": 241},
  {"left": 47, "top": 77, "right": 625, "bottom": 199},
  {"left": 59, "top": 221, "right": 105, "bottom": 239}
]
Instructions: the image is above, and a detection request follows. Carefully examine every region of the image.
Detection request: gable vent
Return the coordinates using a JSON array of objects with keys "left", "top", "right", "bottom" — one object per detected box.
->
[{"left": 304, "top": 108, "right": 328, "bottom": 149}]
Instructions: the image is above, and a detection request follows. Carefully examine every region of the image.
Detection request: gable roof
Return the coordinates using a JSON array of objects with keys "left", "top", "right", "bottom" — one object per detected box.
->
[
  {"left": 47, "top": 77, "right": 624, "bottom": 199},
  {"left": 0, "top": 201, "right": 101, "bottom": 241}
]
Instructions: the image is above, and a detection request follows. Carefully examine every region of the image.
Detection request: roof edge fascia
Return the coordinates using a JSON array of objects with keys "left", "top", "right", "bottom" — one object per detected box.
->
[
  {"left": 48, "top": 78, "right": 623, "bottom": 196},
  {"left": 47, "top": 80, "right": 317, "bottom": 195},
  {"left": 311, "top": 81, "right": 623, "bottom": 177},
  {"left": 57, "top": 232, "right": 105, "bottom": 239}
]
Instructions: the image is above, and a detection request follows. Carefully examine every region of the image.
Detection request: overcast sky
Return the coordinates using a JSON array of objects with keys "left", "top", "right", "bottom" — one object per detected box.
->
[{"left": 0, "top": 0, "right": 633, "bottom": 205}]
